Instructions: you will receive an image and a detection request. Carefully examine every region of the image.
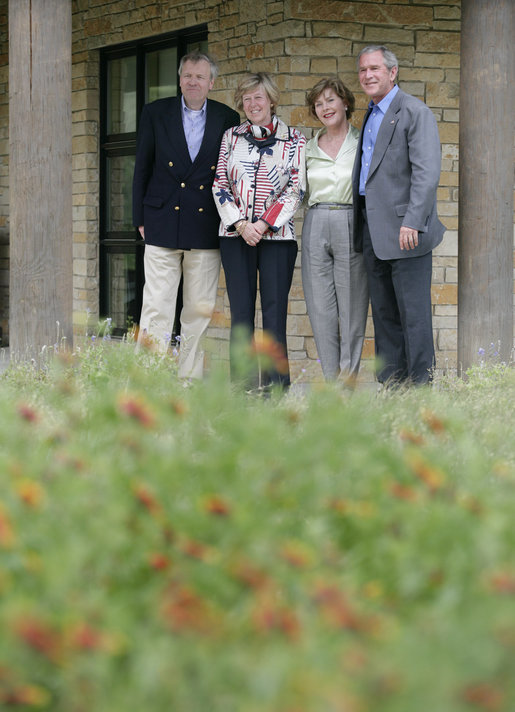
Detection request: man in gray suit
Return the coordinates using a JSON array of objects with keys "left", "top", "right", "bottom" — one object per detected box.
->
[{"left": 352, "top": 45, "right": 445, "bottom": 385}]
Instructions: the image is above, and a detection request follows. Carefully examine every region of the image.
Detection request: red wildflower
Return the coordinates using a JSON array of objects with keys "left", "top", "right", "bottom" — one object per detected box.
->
[
  {"left": 313, "top": 584, "right": 364, "bottom": 632},
  {"left": 117, "top": 394, "right": 156, "bottom": 428},
  {"left": 489, "top": 571, "right": 515, "bottom": 595},
  {"left": 133, "top": 483, "right": 162, "bottom": 516},
  {"left": 231, "top": 559, "right": 269, "bottom": 590},
  {"left": 252, "top": 596, "right": 300, "bottom": 640},
  {"left": 161, "top": 583, "right": 213, "bottom": 634},
  {"left": 70, "top": 623, "right": 103, "bottom": 652},
  {"left": 16, "top": 618, "right": 62, "bottom": 662},
  {"left": 180, "top": 538, "right": 208, "bottom": 561},
  {"left": 461, "top": 682, "right": 504, "bottom": 711},
  {"left": 148, "top": 552, "right": 171, "bottom": 571},
  {"left": 204, "top": 495, "right": 231, "bottom": 517},
  {"left": 17, "top": 403, "right": 39, "bottom": 423}
]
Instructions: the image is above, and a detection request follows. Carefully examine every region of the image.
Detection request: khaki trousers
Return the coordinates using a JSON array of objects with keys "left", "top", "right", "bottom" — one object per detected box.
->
[{"left": 138, "top": 245, "right": 221, "bottom": 379}]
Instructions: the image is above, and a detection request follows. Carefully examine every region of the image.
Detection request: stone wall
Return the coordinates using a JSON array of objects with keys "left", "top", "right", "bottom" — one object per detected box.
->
[{"left": 0, "top": 0, "right": 512, "bottom": 377}]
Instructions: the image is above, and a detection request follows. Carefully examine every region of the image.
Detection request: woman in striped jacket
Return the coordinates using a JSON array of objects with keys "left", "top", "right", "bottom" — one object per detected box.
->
[{"left": 213, "top": 72, "right": 306, "bottom": 391}]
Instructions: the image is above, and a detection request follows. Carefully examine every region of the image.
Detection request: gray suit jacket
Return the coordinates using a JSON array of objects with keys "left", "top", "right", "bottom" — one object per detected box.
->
[{"left": 352, "top": 87, "right": 445, "bottom": 260}]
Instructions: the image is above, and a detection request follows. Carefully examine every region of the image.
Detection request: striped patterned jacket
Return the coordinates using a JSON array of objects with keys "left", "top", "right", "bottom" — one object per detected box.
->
[{"left": 212, "top": 117, "right": 306, "bottom": 240}]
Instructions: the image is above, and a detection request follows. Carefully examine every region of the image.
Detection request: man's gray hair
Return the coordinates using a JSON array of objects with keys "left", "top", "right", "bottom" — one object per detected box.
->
[
  {"left": 357, "top": 45, "right": 399, "bottom": 74},
  {"left": 178, "top": 50, "right": 219, "bottom": 81}
]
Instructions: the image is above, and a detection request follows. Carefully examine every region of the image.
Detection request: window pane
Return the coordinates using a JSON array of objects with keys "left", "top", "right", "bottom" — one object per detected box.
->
[
  {"left": 105, "top": 252, "right": 137, "bottom": 329},
  {"left": 146, "top": 47, "right": 178, "bottom": 102},
  {"left": 107, "top": 56, "right": 137, "bottom": 134},
  {"left": 106, "top": 155, "right": 135, "bottom": 232},
  {"left": 186, "top": 39, "right": 208, "bottom": 54}
]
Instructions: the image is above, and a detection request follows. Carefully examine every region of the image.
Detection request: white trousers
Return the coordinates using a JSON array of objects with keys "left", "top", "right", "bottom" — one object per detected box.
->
[{"left": 138, "top": 245, "right": 221, "bottom": 379}]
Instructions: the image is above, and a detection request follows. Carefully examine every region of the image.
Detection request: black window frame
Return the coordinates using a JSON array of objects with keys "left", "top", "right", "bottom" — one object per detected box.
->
[{"left": 99, "top": 25, "right": 208, "bottom": 335}]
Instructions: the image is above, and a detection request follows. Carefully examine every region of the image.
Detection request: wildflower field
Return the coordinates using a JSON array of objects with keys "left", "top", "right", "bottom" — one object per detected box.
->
[{"left": 0, "top": 342, "right": 514, "bottom": 712}]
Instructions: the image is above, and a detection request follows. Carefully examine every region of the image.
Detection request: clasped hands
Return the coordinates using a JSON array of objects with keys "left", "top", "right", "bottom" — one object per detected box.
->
[{"left": 236, "top": 218, "right": 269, "bottom": 247}]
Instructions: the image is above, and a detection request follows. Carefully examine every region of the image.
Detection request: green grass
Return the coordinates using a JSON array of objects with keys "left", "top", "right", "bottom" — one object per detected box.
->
[{"left": 0, "top": 340, "right": 514, "bottom": 711}]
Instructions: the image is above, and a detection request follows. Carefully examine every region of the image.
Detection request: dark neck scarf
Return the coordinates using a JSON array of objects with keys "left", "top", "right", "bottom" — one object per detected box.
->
[{"left": 244, "top": 116, "right": 278, "bottom": 150}]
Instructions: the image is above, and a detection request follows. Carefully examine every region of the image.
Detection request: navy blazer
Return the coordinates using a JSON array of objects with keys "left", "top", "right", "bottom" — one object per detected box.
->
[
  {"left": 132, "top": 97, "right": 240, "bottom": 250},
  {"left": 352, "top": 88, "right": 445, "bottom": 260}
]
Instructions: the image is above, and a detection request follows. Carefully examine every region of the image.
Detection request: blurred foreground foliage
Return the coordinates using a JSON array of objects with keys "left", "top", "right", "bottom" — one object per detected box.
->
[{"left": 0, "top": 341, "right": 514, "bottom": 712}]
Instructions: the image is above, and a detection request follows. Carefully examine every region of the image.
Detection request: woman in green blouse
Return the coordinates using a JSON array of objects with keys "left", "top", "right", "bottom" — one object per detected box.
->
[{"left": 302, "top": 77, "right": 369, "bottom": 382}]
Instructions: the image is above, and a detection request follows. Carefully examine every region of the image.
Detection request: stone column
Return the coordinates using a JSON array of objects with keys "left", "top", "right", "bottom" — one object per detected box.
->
[
  {"left": 9, "top": 0, "right": 72, "bottom": 357},
  {"left": 458, "top": 0, "right": 514, "bottom": 370}
]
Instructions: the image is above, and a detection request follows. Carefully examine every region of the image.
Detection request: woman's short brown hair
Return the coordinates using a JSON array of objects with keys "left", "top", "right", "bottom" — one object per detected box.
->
[
  {"left": 306, "top": 76, "right": 355, "bottom": 121},
  {"left": 234, "top": 72, "right": 280, "bottom": 114}
]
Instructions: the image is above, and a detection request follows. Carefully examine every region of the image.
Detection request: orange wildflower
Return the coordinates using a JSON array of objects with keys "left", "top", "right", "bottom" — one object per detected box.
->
[
  {"left": 406, "top": 452, "right": 446, "bottom": 492},
  {"left": 0, "top": 684, "right": 50, "bottom": 707},
  {"left": 169, "top": 398, "right": 189, "bottom": 416},
  {"left": 279, "top": 540, "right": 313, "bottom": 568},
  {"left": 251, "top": 331, "right": 289, "bottom": 375},
  {"left": 16, "top": 480, "right": 45, "bottom": 508},
  {"left": 0, "top": 503, "right": 15, "bottom": 548},
  {"left": 389, "top": 481, "right": 419, "bottom": 501},
  {"left": 399, "top": 428, "right": 425, "bottom": 446},
  {"left": 420, "top": 408, "right": 447, "bottom": 435}
]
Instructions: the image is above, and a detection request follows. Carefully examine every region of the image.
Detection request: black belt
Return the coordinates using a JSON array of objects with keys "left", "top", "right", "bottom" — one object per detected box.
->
[{"left": 358, "top": 195, "right": 367, "bottom": 210}]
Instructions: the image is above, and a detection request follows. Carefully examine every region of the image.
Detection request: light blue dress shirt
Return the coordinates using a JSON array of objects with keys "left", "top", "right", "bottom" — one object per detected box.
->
[
  {"left": 359, "top": 84, "right": 399, "bottom": 195},
  {"left": 181, "top": 96, "right": 207, "bottom": 162}
]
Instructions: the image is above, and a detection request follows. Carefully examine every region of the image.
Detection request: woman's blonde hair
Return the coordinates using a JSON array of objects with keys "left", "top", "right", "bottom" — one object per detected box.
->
[
  {"left": 305, "top": 76, "right": 355, "bottom": 121},
  {"left": 234, "top": 72, "right": 280, "bottom": 114}
]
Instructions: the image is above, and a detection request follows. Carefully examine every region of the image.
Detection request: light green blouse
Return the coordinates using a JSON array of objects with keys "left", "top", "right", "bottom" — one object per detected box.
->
[{"left": 305, "top": 123, "right": 359, "bottom": 207}]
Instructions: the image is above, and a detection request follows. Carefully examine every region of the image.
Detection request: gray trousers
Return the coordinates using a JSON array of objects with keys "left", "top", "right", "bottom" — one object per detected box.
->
[{"left": 301, "top": 204, "right": 369, "bottom": 380}]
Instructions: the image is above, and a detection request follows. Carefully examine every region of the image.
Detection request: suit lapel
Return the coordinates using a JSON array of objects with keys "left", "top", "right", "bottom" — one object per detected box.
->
[{"left": 367, "top": 90, "right": 403, "bottom": 179}]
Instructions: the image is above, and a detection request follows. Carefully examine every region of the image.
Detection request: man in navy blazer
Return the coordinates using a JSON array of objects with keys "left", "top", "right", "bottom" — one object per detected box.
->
[
  {"left": 133, "top": 51, "right": 239, "bottom": 378},
  {"left": 352, "top": 45, "right": 445, "bottom": 385}
]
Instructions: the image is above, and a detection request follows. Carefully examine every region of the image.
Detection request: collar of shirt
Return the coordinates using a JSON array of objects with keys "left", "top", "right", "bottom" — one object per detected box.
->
[
  {"left": 181, "top": 95, "right": 207, "bottom": 118},
  {"left": 368, "top": 83, "right": 398, "bottom": 116}
]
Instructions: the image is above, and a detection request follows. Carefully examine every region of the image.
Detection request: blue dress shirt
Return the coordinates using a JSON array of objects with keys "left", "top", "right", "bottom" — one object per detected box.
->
[
  {"left": 359, "top": 84, "right": 399, "bottom": 195},
  {"left": 181, "top": 96, "right": 207, "bottom": 162}
]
